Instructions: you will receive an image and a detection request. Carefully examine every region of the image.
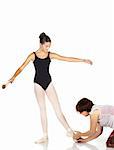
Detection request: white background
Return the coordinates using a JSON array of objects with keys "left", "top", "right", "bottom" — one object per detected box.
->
[{"left": 0, "top": 0, "right": 113, "bottom": 150}]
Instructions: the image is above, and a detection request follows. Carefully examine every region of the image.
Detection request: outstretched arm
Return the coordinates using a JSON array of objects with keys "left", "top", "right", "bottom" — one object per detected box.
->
[
  {"left": 73, "top": 123, "right": 103, "bottom": 142},
  {"left": 50, "top": 52, "right": 92, "bottom": 65},
  {"left": 2, "top": 52, "right": 34, "bottom": 89},
  {"left": 77, "top": 124, "right": 103, "bottom": 143}
]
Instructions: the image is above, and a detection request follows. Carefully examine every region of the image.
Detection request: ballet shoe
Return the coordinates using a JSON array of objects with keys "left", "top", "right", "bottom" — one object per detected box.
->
[{"left": 35, "top": 136, "right": 48, "bottom": 144}]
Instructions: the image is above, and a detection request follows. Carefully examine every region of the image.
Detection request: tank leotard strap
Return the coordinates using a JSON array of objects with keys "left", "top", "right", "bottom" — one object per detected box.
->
[
  {"left": 33, "top": 52, "right": 37, "bottom": 59},
  {"left": 33, "top": 51, "right": 36, "bottom": 56},
  {"left": 48, "top": 51, "right": 50, "bottom": 58}
]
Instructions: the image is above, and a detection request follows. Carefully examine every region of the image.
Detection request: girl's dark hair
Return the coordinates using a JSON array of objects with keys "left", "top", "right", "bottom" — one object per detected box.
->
[
  {"left": 39, "top": 32, "right": 51, "bottom": 44},
  {"left": 76, "top": 98, "right": 94, "bottom": 113}
]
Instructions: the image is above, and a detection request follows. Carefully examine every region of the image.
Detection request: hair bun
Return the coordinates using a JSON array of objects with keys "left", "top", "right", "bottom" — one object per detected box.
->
[
  {"left": 39, "top": 32, "right": 51, "bottom": 44},
  {"left": 39, "top": 32, "right": 46, "bottom": 39}
]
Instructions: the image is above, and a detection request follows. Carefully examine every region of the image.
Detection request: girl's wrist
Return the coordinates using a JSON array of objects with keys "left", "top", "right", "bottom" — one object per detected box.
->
[
  {"left": 82, "top": 59, "right": 86, "bottom": 62},
  {"left": 9, "top": 78, "right": 14, "bottom": 83}
]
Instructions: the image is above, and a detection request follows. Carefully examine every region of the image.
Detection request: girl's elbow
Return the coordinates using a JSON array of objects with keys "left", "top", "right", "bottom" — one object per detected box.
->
[
  {"left": 16, "top": 67, "right": 23, "bottom": 75},
  {"left": 98, "top": 130, "right": 102, "bottom": 136}
]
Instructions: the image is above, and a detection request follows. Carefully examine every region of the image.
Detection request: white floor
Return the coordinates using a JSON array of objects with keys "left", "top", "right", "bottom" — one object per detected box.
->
[
  {"left": 0, "top": 135, "right": 113, "bottom": 150},
  {"left": 33, "top": 138, "right": 114, "bottom": 150},
  {"left": 0, "top": 121, "right": 113, "bottom": 150}
]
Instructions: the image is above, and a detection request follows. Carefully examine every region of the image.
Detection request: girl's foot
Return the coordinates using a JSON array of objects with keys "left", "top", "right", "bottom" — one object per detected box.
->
[{"left": 35, "top": 136, "right": 48, "bottom": 144}]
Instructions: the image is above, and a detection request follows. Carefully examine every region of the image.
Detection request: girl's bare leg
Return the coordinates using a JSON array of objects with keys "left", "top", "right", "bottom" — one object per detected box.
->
[
  {"left": 34, "top": 83, "right": 48, "bottom": 143},
  {"left": 46, "top": 82, "right": 73, "bottom": 137}
]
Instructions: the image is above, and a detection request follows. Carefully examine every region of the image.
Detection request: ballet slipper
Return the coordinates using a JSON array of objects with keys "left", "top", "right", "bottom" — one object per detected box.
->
[{"left": 35, "top": 136, "right": 48, "bottom": 144}]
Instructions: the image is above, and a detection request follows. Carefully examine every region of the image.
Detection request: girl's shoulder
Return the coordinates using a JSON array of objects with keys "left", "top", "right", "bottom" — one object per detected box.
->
[
  {"left": 27, "top": 51, "right": 36, "bottom": 62},
  {"left": 48, "top": 51, "right": 56, "bottom": 59},
  {"left": 90, "top": 105, "right": 101, "bottom": 115}
]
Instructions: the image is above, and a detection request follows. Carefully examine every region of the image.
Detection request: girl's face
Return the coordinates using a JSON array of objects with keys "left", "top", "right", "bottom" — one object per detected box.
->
[
  {"left": 81, "top": 111, "right": 89, "bottom": 116},
  {"left": 41, "top": 42, "right": 51, "bottom": 51}
]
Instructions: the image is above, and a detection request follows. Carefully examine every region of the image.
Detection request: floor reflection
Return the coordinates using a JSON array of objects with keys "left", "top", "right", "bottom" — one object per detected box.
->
[
  {"left": 38, "top": 142, "right": 48, "bottom": 150},
  {"left": 35, "top": 140, "right": 113, "bottom": 150},
  {"left": 67, "top": 142, "right": 99, "bottom": 150}
]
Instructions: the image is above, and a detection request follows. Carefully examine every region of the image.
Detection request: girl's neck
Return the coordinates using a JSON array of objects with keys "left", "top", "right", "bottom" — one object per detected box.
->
[{"left": 38, "top": 47, "right": 48, "bottom": 53}]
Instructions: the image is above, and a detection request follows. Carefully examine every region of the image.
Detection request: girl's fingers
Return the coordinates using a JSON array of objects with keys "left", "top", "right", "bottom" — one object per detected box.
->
[
  {"left": 77, "top": 139, "right": 85, "bottom": 143},
  {"left": 2, "top": 81, "right": 10, "bottom": 89},
  {"left": 87, "top": 60, "right": 93, "bottom": 65},
  {"left": 90, "top": 60, "right": 93, "bottom": 65}
]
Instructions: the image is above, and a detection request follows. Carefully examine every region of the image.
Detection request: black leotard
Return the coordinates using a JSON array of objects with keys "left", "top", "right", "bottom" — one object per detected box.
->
[{"left": 33, "top": 51, "right": 52, "bottom": 90}]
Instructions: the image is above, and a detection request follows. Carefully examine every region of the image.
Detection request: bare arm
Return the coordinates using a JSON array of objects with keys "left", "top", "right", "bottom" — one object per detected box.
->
[
  {"left": 73, "top": 110, "right": 100, "bottom": 141},
  {"left": 75, "top": 110, "right": 102, "bottom": 143},
  {"left": 77, "top": 124, "right": 103, "bottom": 143},
  {"left": 2, "top": 52, "right": 34, "bottom": 88},
  {"left": 50, "top": 52, "right": 92, "bottom": 65},
  {"left": 80, "top": 110, "right": 100, "bottom": 137}
]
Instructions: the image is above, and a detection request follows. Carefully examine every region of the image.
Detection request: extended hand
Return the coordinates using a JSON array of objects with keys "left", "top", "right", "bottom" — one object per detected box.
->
[
  {"left": 83, "top": 59, "right": 93, "bottom": 65},
  {"left": 2, "top": 79, "right": 13, "bottom": 89},
  {"left": 73, "top": 131, "right": 81, "bottom": 140},
  {"left": 2, "top": 82, "right": 9, "bottom": 89}
]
